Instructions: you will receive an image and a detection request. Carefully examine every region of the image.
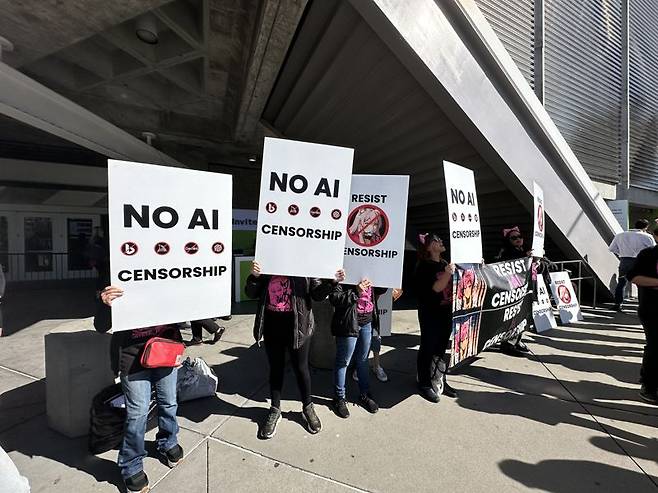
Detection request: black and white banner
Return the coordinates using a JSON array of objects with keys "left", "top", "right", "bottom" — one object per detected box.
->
[{"left": 451, "top": 258, "right": 534, "bottom": 367}]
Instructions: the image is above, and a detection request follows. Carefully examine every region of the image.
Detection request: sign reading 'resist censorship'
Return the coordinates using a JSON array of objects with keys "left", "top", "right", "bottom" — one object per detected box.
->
[
  {"left": 109, "top": 160, "right": 232, "bottom": 331},
  {"left": 443, "top": 161, "right": 483, "bottom": 264},
  {"left": 342, "top": 174, "right": 409, "bottom": 288},
  {"left": 255, "top": 137, "right": 353, "bottom": 278}
]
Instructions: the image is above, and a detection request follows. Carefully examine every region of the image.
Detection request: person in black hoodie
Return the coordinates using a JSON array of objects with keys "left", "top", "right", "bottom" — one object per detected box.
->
[
  {"left": 329, "top": 278, "right": 386, "bottom": 417},
  {"left": 414, "top": 233, "right": 457, "bottom": 403},
  {"left": 94, "top": 280, "right": 184, "bottom": 493},
  {"left": 495, "top": 226, "right": 532, "bottom": 356},
  {"left": 245, "top": 261, "right": 341, "bottom": 439}
]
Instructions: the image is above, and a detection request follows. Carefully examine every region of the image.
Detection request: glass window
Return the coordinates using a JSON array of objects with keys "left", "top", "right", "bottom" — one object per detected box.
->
[{"left": 24, "top": 217, "right": 53, "bottom": 273}]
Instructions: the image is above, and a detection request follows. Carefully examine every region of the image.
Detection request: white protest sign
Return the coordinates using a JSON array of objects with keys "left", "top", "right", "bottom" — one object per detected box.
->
[
  {"left": 443, "top": 161, "right": 482, "bottom": 264},
  {"left": 108, "top": 160, "right": 232, "bottom": 331},
  {"left": 255, "top": 137, "right": 353, "bottom": 278},
  {"left": 532, "top": 275, "right": 557, "bottom": 333},
  {"left": 377, "top": 289, "right": 393, "bottom": 337},
  {"left": 343, "top": 175, "right": 409, "bottom": 288},
  {"left": 606, "top": 199, "right": 629, "bottom": 231},
  {"left": 532, "top": 182, "right": 545, "bottom": 257},
  {"left": 549, "top": 271, "right": 584, "bottom": 323}
]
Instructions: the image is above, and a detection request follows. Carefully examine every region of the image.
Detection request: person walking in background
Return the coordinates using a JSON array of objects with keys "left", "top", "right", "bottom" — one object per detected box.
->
[
  {"left": 414, "top": 233, "right": 457, "bottom": 403},
  {"left": 627, "top": 242, "right": 658, "bottom": 404},
  {"left": 330, "top": 278, "right": 386, "bottom": 417},
  {"left": 245, "top": 261, "right": 340, "bottom": 439},
  {"left": 609, "top": 219, "right": 655, "bottom": 312},
  {"left": 94, "top": 283, "right": 184, "bottom": 493},
  {"left": 187, "top": 318, "right": 225, "bottom": 346}
]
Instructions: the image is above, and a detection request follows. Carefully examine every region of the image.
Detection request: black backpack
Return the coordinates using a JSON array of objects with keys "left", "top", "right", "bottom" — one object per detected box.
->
[{"left": 88, "top": 383, "right": 126, "bottom": 454}]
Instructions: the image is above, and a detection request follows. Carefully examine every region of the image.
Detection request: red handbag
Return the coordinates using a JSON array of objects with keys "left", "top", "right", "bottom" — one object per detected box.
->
[{"left": 140, "top": 337, "right": 186, "bottom": 368}]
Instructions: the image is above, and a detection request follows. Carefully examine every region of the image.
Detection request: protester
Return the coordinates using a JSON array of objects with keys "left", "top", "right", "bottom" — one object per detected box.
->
[
  {"left": 94, "top": 281, "right": 184, "bottom": 493},
  {"left": 495, "top": 226, "right": 532, "bottom": 356},
  {"left": 609, "top": 219, "right": 655, "bottom": 311},
  {"left": 626, "top": 243, "right": 658, "bottom": 404},
  {"left": 245, "top": 261, "right": 340, "bottom": 439},
  {"left": 358, "top": 287, "right": 403, "bottom": 383},
  {"left": 330, "top": 278, "right": 385, "bottom": 417},
  {"left": 414, "top": 233, "right": 457, "bottom": 403},
  {"left": 187, "top": 318, "right": 225, "bottom": 346}
]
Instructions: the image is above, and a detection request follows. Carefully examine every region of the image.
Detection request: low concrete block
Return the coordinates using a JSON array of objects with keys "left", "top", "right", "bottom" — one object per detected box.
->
[{"left": 45, "top": 320, "right": 115, "bottom": 438}]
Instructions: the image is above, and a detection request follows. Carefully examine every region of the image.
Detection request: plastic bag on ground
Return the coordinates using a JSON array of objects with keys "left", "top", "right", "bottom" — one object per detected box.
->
[{"left": 176, "top": 357, "right": 218, "bottom": 403}]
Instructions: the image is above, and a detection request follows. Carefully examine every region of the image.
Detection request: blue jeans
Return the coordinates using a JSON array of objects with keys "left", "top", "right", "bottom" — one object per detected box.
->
[
  {"left": 615, "top": 257, "right": 635, "bottom": 305},
  {"left": 118, "top": 367, "right": 179, "bottom": 479},
  {"left": 334, "top": 323, "right": 372, "bottom": 398}
]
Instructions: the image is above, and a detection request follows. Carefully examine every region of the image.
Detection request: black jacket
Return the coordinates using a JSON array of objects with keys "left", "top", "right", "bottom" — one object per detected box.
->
[
  {"left": 328, "top": 284, "right": 387, "bottom": 337},
  {"left": 93, "top": 296, "right": 182, "bottom": 375},
  {"left": 245, "top": 275, "right": 333, "bottom": 349}
]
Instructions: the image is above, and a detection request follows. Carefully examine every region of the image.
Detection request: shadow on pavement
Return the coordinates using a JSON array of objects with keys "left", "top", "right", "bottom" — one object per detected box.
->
[{"left": 498, "top": 459, "right": 657, "bottom": 491}]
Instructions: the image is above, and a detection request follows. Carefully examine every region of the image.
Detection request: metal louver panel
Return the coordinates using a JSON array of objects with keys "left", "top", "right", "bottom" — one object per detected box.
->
[
  {"left": 473, "top": 0, "right": 535, "bottom": 89},
  {"left": 629, "top": 0, "right": 658, "bottom": 191},
  {"left": 544, "top": 0, "right": 623, "bottom": 185}
]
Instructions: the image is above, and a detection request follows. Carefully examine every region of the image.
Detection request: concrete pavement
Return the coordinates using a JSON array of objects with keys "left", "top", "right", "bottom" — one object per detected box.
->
[{"left": 1, "top": 297, "right": 657, "bottom": 492}]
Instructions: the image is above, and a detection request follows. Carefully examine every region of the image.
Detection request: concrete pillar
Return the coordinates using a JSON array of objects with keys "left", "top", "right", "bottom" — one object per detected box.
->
[
  {"left": 309, "top": 300, "right": 336, "bottom": 370},
  {"left": 45, "top": 320, "right": 115, "bottom": 438}
]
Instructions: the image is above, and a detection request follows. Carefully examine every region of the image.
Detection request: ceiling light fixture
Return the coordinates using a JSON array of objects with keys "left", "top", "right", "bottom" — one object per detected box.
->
[{"left": 136, "top": 14, "right": 159, "bottom": 45}]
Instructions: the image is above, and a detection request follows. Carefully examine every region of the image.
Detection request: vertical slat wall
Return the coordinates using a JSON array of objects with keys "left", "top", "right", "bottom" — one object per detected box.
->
[
  {"left": 629, "top": 0, "right": 658, "bottom": 191},
  {"left": 474, "top": 0, "right": 535, "bottom": 89},
  {"left": 543, "top": 0, "right": 623, "bottom": 185}
]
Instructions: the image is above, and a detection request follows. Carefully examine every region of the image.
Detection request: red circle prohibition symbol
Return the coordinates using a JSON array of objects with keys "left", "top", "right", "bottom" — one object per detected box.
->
[{"left": 346, "top": 205, "right": 390, "bottom": 247}]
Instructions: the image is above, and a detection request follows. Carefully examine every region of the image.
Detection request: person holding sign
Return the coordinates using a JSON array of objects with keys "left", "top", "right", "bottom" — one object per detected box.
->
[
  {"left": 329, "top": 278, "right": 385, "bottom": 417},
  {"left": 94, "top": 283, "right": 184, "bottom": 493},
  {"left": 495, "top": 226, "right": 532, "bottom": 356},
  {"left": 414, "top": 233, "right": 458, "bottom": 403},
  {"left": 245, "top": 262, "right": 341, "bottom": 439}
]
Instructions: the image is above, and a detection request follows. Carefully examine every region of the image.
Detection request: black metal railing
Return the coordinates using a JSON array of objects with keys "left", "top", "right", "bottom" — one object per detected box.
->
[{"left": 1, "top": 252, "right": 99, "bottom": 282}]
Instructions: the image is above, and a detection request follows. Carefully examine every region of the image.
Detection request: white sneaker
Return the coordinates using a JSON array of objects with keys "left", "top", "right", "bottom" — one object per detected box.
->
[
  {"left": 352, "top": 370, "right": 359, "bottom": 382},
  {"left": 373, "top": 366, "right": 388, "bottom": 382}
]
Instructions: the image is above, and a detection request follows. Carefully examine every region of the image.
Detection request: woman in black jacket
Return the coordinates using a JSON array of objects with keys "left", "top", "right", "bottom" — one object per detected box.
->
[
  {"left": 245, "top": 261, "right": 341, "bottom": 439},
  {"left": 329, "top": 279, "right": 386, "bottom": 417},
  {"left": 414, "top": 233, "right": 457, "bottom": 403}
]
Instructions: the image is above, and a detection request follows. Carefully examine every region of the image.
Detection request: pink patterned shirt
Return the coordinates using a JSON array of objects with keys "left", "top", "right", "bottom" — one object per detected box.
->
[{"left": 267, "top": 276, "right": 293, "bottom": 312}]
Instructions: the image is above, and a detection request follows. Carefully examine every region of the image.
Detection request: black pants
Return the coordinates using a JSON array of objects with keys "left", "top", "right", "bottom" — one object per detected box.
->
[
  {"left": 263, "top": 311, "right": 312, "bottom": 408},
  {"left": 191, "top": 318, "right": 221, "bottom": 340},
  {"left": 639, "top": 315, "right": 658, "bottom": 391},
  {"left": 417, "top": 308, "right": 452, "bottom": 388}
]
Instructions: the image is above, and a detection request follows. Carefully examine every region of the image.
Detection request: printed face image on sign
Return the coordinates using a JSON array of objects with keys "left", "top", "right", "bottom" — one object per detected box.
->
[
  {"left": 347, "top": 205, "right": 389, "bottom": 247},
  {"left": 557, "top": 284, "right": 571, "bottom": 304},
  {"left": 453, "top": 313, "right": 481, "bottom": 364},
  {"left": 109, "top": 160, "right": 232, "bottom": 331},
  {"left": 342, "top": 175, "right": 409, "bottom": 288},
  {"left": 255, "top": 137, "right": 353, "bottom": 279},
  {"left": 454, "top": 268, "right": 487, "bottom": 312}
]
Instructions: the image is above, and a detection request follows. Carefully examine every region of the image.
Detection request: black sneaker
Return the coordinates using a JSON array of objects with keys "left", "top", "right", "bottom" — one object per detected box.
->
[
  {"left": 419, "top": 386, "right": 440, "bottom": 403},
  {"left": 259, "top": 407, "right": 282, "bottom": 439},
  {"left": 162, "top": 444, "right": 183, "bottom": 468},
  {"left": 185, "top": 337, "right": 202, "bottom": 347},
  {"left": 359, "top": 393, "right": 379, "bottom": 414},
  {"left": 442, "top": 380, "right": 458, "bottom": 398},
  {"left": 302, "top": 403, "right": 322, "bottom": 434},
  {"left": 210, "top": 327, "right": 226, "bottom": 345},
  {"left": 614, "top": 304, "right": 622, "bottom": 312},
  {"left": 333, "top": 397, "right": 350, "bottom": 418},
  {"left": 500, "top": 340, "right": 523, "bottom": 357},
  {"left": 124, "top": 471, "right": 149, "bottom": 493},
  {"left": 639, "top": 386, "right": 658, "bottom": 404}
]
